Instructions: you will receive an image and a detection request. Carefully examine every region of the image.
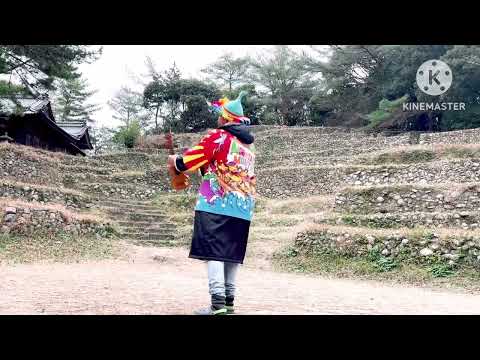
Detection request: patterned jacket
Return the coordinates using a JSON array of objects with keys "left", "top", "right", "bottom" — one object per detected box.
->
[{"left": 175, "top": 124, "right": 256, "bottom": 221}]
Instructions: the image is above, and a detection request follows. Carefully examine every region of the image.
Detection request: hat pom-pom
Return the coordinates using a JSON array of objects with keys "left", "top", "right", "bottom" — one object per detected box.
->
[
  {"left": 217, "top": 97, "right": 229, "bottom": 106},
  {"left": 237, "top": 91, "right": 248, "bottom": 102}
]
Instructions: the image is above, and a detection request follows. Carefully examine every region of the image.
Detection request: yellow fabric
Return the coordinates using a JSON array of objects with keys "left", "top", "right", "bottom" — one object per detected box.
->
[
  {"left": 183, "top": 153, "right": 205, "bottom": 163},
  {"left": 187, "top": 159, "right": 208, "bottom": 173},
  {"left": 191, "top": 145, "right": 204, "bottom": 150}
]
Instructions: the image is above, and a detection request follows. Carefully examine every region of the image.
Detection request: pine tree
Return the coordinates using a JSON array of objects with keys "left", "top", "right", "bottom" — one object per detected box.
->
[
  {"left": 202, "top": 53, "right": 250, "bottom": 92},
  {"left": 53, "top": 77, "right": 100, "bottom": 124},
  {"left": 0, "top": 45, "right": 101, "bottom": 94}
]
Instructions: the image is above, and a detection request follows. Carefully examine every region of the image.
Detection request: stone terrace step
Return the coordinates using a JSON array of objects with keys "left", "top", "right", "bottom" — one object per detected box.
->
[
  {"left": 98, "top": 202, "right": 160, "bottom": 211},
  {"left": 120, "top": 228, "right": 174, "bottom": 236},
  {"left": 103, "top": 207, "right": 168, "bottom": 216},
  {"left": 78, "top": 182, "right": 161, "bottom": 191},
  {"left": 59, "top": 164, "right": 116, "bottom": 176},
  {"left": 335, "top": 183, "right": 480, "bottom": 215},
  {"left": 98, "top": 198, "right": 153, "bottom": 206},
  {"left": 116, "top": 221, "right": 176, "bottom": 229},
  {"left": 343, "top": 160, "right": 480, "bottom": 187},
  {"left": 76, "top": 182, "right": 160, "bottom": 200},
  {"left": 256, "top": 166, "right": 346, "bottom": 198},
  {"left": 321, "top": 211, "right": 480, "bottom": 230},
  {"left": 128, "top": 239, "right": 178, "bottom": 247},
  {"left": 110, "top": 212, "right": 169, "bottom": 222},
  {"left": 119, "top": 226, "right": 177, "bottom": 234},
  {"left": 121, "top": 233, "right": 176, "bottom": 241}
]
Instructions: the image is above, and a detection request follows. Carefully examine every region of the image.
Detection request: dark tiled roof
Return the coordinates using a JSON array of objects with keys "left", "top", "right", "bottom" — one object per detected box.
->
[
  {"left": 0, "top": 96, "right": 93, "bottom": 153},
  {"left": 0, "top": 97, "right": 50, "bottom": 114}
]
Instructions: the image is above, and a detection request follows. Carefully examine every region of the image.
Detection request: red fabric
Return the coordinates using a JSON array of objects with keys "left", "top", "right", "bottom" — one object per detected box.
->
[{"left": 181, "top": 129, "right": 229, "bottom": 173}]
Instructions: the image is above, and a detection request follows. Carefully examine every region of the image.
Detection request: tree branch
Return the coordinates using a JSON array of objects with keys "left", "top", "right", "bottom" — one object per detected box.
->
[{"left": 7, "top": 58, "right": 33, "bottom": 72}]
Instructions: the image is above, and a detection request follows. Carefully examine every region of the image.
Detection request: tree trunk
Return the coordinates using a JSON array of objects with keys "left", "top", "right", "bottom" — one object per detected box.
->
[{"left": 155, "top": 105, "right": 160, "bottom": 130}]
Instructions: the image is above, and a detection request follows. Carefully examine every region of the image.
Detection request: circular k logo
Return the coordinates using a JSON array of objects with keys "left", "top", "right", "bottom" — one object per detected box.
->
[{"left": 416, "top": 59, "right": 453, "bottom": 96}]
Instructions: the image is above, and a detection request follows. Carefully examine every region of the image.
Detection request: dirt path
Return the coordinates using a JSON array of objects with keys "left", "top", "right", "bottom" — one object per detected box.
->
[{"left": 1, "top": 244, "right": 480, "bottom": 315}]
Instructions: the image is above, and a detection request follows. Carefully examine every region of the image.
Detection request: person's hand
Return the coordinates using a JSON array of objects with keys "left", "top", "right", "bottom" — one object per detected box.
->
[
  {"left": 167, "top": 155, "right": 190, "bottom": 191},
  {"left": 167, "top": 155, "right": 178, "bottom": 177},
  {"left": 172, "top": 172, "right": 190, "bottom": 191}
]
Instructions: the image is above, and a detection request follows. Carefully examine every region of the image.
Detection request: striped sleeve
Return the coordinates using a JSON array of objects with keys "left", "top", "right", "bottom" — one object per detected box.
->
[{"left": 175, "top": 130, "right": 226, "bottom": 174}]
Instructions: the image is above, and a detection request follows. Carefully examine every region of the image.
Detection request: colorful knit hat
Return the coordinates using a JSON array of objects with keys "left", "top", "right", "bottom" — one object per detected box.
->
[{"left": 208, "top": 91, "right": 250, "bottom": 125}]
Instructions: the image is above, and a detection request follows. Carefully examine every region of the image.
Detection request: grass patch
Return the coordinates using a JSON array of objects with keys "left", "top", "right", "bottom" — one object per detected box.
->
[
  {"left": 366, "top": 247, "right": 398, "bottom": 272},
  {"left": 338, "top": 215, "right": 402, "bottom": 229},
  {"left": 268, "top": 196, "right": 333, "bottom": 215},
  {"left": 262, "top": 217, "right": 301, "bottom": 227},
  {"left": 0, "top": 231, "right": 120, "bottom": 264},
  {"left": 273, "top": 244, "right": 480, "bottom": 291},
  {"left": 428, "top": 263, "right": 455, "bottom": 278},
  {"left": 254, "top": 197, "right": 268, "bottom": 214},
  {"left": 373, "top": 149, "right": 436, "bottom": 164},
  {"left": 153, "top": 193, "right": 196, "bottom": 227},
  {"left": 175, "top": 226, "right": 194, "bottom": 246},
  {"left": 443, "top": 146, "right": 480, "bottom": 159},
  {"left": 152, "top": 193, "right": 197, "bottom": 212}
]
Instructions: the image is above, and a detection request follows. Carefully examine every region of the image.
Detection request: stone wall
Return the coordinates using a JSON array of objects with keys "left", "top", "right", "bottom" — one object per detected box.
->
[
  {"left": 324, "top": 212, "right": 480, "bottom": 230},
  {"left": 1, "top": 203, "right": 114, "bottom": 237},
  {"left": 420, "top": 128, "right": 480, "bottom": 145},
  {"left": 76, "top": 182, "right": 159, "bottom": 200},
  {"left": 0, "top": 144, "right": 62, "bottom": 185},
  {"left": 0, "top": 181, "right": 91, "bottom": 209},
  {"left": 1, "top": 143, "right": 124, "bottom": 186},
  {"left": 335, "top": 184, "right": 480, "bottom": 214},
  {"left": 63, "top": 168, "right": 170, "bottom": 189},
  {"left": 95, "top": 151, "right": 156, "bottom": 170},
  {"left": 257, "top": 166, "right": 346, "bottom": 199},
  {"left": 344, "top": 160, "right": 480, "bottom": 187},
  {"left": 294, "top": 227, "right": 480, "bottom": 267}
]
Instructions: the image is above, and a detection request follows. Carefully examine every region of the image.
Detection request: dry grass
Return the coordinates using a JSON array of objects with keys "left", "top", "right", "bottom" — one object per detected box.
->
[
  {"left": 0, "top": 142, "right": 69, "bottom": 163},
  {"left": 0, "top": 232, "right": 120, "bottom": 264},
  {"left": 136, "top": 135, "right": 171, "bottom": 150},
  {"left": 267, "top": 195, "right": 334, "bottom": 215}
]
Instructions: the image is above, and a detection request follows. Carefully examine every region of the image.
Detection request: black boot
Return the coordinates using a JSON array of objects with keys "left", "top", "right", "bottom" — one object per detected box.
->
[{"left": 225, "top": 296, "right": 235, "bottom": 314}]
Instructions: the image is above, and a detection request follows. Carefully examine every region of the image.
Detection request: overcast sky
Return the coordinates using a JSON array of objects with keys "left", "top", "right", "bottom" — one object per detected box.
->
[{"left": 78, "top": 45, "right": 315, "bottom": 128}]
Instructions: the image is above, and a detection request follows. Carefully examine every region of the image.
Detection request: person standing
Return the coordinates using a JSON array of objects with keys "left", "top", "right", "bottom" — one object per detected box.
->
[{"left": 167, "top": 91, "right": 256, "bottom": 315}]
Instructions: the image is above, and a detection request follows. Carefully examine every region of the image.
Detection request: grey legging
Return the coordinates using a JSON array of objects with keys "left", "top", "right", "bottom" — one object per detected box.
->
[{"left": 207, "top": 260, "right": 240, "bottom": 298}]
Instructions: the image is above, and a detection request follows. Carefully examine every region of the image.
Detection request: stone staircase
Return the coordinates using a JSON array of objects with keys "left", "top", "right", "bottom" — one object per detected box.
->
[
  {"left": 96, "top": 198, "right": 177, "bottom": 246},
  {"left": 66, "top": 150, "right": 180, "bottom": 247}
]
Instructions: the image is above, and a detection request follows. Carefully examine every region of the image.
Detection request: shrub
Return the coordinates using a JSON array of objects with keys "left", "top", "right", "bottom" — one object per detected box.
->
[
  {"left": 113, "top": 120, "right": 141, "bottom": 149},
  {"left": 429, "top": 263, "right": 455, "bottom": 278},
  {"left": 366, "top": 95, "right": 409, "bottom": 128}
]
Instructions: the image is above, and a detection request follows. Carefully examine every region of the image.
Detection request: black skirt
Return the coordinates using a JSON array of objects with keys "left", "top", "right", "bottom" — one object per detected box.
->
[{"left": 189, "top": 211, "right": 251, "bottom": 264}]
